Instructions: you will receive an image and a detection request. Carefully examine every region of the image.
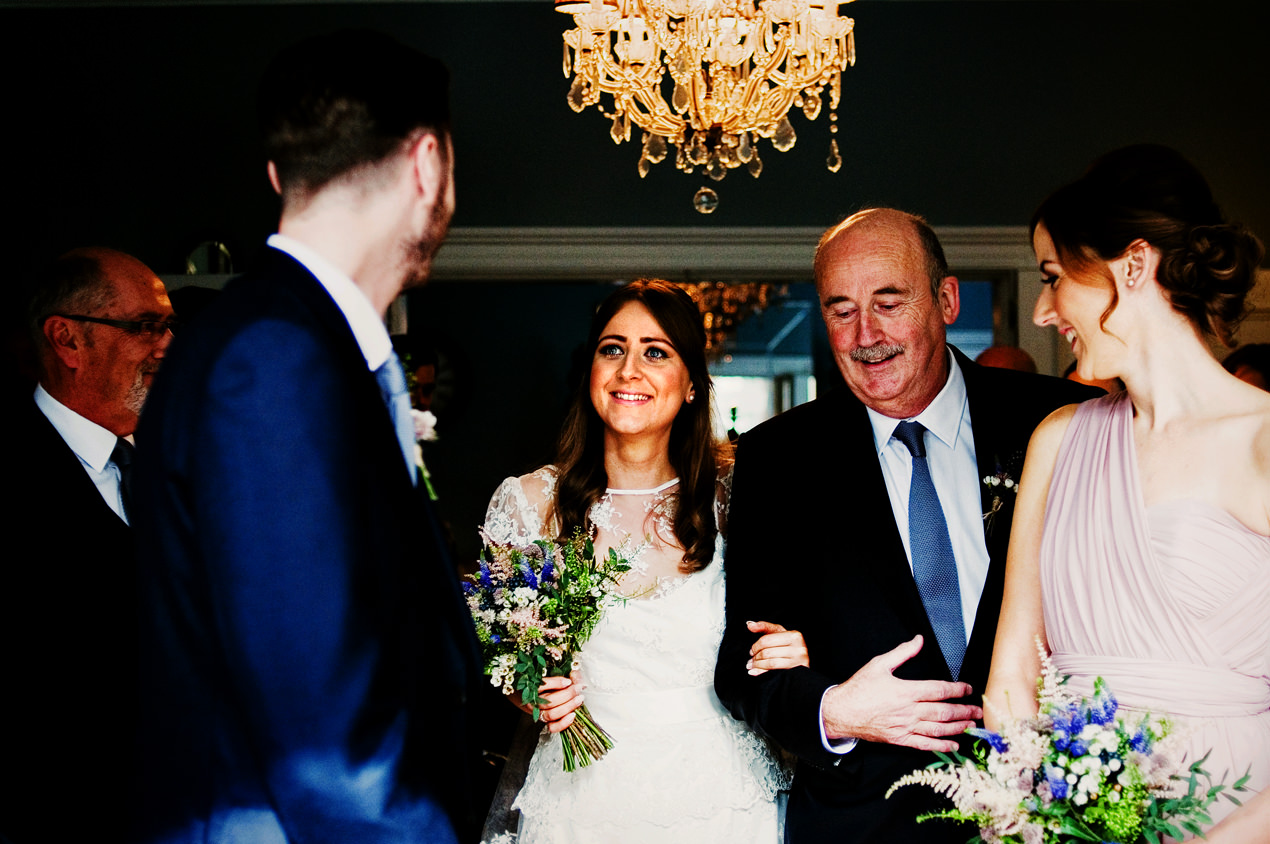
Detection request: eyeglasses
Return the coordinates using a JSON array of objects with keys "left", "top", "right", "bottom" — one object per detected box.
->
[{"left": 53, "top": 314, "right": 179, "bottom": 339}]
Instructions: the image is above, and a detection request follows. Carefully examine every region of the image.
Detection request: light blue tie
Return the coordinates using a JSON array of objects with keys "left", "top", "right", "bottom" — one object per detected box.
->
[
  {"left": 375, "top": 350, "right": 418, "bottom": 486},
  {"left": 893, "top": 420, "right": 965, "bottom": 679}
]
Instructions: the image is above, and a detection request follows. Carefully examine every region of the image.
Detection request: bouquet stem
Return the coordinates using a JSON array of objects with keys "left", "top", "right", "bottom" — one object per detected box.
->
[{"left": 558, "top": 703, "right": 613, "bottom": 772}]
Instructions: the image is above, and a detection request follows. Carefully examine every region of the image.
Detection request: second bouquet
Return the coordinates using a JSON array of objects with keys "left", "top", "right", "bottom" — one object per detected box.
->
[{"left": 464, "top": 530, "right": 631, "bottom": 772}]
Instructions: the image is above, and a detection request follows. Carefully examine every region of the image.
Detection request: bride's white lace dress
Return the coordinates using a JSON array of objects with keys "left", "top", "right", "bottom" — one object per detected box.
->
[{"left": 483, "top": 467, "right": 788, "bottom": 844}]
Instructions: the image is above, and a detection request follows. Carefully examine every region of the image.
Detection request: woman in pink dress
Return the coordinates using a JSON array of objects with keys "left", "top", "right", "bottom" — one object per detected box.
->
[{"left": 985, "top": 145, "right": 1270, "bottom": 841}]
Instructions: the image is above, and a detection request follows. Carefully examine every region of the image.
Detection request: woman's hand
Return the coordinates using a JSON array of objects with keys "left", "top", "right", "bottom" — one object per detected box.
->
[
  {"left": 746, "top": 620, "right": 809, "bottom": 675},
  {"left": 511, "top": 674, "right": 585, "bottom": 733}
]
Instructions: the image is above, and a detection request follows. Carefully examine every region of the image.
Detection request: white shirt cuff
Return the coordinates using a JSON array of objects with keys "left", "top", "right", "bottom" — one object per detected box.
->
[{"left": 819, "top": 686, "right": 858, "bottom": 754}]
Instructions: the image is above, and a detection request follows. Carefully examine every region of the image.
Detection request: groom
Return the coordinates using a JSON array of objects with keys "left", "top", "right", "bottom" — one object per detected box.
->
[
  {"left": 132, "top": 31, "right": 480, "bottom": 844},
  {"left": 715, "top": 209, "right": 1097, "bottom": 843}
]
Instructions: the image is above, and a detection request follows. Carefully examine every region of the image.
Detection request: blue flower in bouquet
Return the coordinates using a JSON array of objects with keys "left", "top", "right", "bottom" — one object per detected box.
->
[
  {"left": 1129, "top": 726, "right": 1152, "bottom": 755},
  {"left": 1043, "top": 764, "right": 1069, "bottom": 801},
  {"left": 967, "top": 727, "right": 1009, "bottom": 755}
]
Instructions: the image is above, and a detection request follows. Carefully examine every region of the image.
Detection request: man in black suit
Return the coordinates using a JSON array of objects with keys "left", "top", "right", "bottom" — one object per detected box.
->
[
  {"left": 715, "top": 208, "right": 1097, "bottom": 843},
  {"left": 132, "top": 31, "right": 480, "bottom": 844},
  {"left": 3, "top": 247, "right": 174, "bottom": 843}
]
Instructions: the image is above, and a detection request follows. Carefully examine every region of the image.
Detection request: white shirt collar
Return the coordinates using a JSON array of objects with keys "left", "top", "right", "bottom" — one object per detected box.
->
[
  {"left": 865, "top": 348, "right": 968, "bottom": 455},
  {"left": 34, "top": 383, "right": 121, "bottom": 471},
  {"left": 267, "top": 233, "right": 392, "bottom": 371}
]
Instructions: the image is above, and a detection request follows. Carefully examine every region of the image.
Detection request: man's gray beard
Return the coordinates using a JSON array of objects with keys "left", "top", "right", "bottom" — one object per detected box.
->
[
  {"left": 123, "top": 370, "right": 151, "bottom": 416},
  {"left": 850, "top": 343, "right": 904, "bottom": 363}
]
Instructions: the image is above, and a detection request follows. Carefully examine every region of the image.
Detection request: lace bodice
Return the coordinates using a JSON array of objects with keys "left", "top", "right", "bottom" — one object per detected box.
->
[{"left": 483, "top": 466, "right": 728, "bottom": 598}]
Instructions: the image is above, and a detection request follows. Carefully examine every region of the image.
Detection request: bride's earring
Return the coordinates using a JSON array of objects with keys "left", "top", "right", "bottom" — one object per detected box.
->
[{"left": 1125, "top": 243, "right": 1146, "bottom": 288}]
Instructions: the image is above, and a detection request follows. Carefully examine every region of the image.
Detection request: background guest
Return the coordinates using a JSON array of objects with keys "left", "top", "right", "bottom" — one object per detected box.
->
[
  {"left": 2, "top": 246, "right": 174, "bottom": 844},
  {"left": 975, "top": 344, "right": 1038, "bottom": 373}
]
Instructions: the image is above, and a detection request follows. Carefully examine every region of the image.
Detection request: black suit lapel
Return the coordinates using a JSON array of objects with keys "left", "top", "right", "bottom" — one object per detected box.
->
[
  {"left": 28, "top": 400, "right": 132, "bottom": 539},
  {"left": 958, "top": 350, "right": 1017, "bottom": 687}
]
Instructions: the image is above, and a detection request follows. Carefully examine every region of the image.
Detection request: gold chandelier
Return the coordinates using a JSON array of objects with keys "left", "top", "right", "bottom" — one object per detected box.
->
[
  {"left": 556, "top": 0, "right": 856, "bottom": 212},
  {"left": 672, "top": 280, "right": 786, "bottom": 353}
]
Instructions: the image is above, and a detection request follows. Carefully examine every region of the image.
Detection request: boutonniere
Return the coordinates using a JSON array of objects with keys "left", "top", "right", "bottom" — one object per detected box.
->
[
  {"left": 412, "top": 409, "right": 439, "bottom": 501},
  {"left": 981, "top": 469, "right": 1019, "bottom": 535}
]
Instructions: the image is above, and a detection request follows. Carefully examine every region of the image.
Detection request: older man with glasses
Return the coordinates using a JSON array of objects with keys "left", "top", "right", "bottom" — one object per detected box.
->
[{"left": 1, "top": 246, "right": 173, "bottom": 844}]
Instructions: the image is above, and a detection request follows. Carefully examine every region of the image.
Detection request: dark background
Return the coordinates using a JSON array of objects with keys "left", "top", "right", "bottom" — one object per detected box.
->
[
  {"left": 4, "top": 0, "right": 1268, "bottom": 558},
  {"left": 4, "top": 1, "right": 1268, "bottom": 264}
]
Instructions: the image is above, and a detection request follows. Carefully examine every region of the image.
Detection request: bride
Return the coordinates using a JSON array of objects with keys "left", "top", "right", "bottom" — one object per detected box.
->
[
  {"left": 985, "top": 145, "right": 1270, "bottom": 840},
  {"left": 482, "top": 278, "right": 807, "bottom": 843}
]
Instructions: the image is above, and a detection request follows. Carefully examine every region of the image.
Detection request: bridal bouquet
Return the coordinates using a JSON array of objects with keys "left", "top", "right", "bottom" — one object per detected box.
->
[
  {"left": 888, "top": 642, "right": 1249, "bottom": 843},
  {"left": 463, "top": 530, "right": 630, "bottom": 772}
]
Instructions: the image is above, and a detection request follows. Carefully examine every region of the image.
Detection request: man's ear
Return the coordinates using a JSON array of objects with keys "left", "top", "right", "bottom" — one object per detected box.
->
[
  {"left": 266, "top": 161, "right": 283, "bottom": 196},
  {"left": 409, "top": 132, "right": 445, "bottom": 208},
  {"left": 42, "top": 315, "right": 83, "bottom": 370},
  {"left": 938, "top": 275, "right": 961, "bottom": 325}
]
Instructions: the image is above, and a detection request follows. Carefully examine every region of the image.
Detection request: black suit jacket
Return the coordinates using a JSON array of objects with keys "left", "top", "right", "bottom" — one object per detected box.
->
[
  {"left": 2, "top": 398, "right": 135, "bottom": 844},
  {"left": 131, "top": 248, "right": 481, "bottom": 844},
  {"left": 714, "top": 350, "right": 1099, "bottom": 844}
]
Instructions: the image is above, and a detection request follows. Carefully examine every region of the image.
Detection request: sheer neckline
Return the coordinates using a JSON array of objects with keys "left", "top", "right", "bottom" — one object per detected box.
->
[{"left": 605, "top": 478, "right": 679, "bottom": 495}]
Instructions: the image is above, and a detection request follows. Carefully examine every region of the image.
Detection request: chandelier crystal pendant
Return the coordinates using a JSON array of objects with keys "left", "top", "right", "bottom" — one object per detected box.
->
[{"left": 556, "top": 0, "right": 856, "bottom": 211}]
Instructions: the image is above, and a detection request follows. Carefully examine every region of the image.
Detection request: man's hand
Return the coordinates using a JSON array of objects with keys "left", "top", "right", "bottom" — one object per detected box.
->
[{"left": 821, "top": 635, "right": 981, "bottom": 752}]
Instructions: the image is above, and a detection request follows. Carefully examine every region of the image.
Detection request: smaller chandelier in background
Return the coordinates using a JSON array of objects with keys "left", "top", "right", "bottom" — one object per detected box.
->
[
  {"left": 672, "top": 280, "right": 786, "bottom": 354},
  {"left": 556, "top": 0, "right": 856, "bottom": 210}
]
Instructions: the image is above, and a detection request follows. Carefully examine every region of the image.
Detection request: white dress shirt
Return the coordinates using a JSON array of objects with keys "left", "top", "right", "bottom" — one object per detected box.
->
[
  {"left": 34, "top": 383, "right": 130, "bottom": 524},
  {"left": 821, "top": 349, "right": 990, "bottom": 752},
  {"left": 267, "top": 233, "right": 392, "bottom": 372}
]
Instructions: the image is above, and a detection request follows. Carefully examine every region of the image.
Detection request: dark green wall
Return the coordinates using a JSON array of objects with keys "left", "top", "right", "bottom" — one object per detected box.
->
[{"left": 4, "top": 1, "right": 1268, "bottom": 275}]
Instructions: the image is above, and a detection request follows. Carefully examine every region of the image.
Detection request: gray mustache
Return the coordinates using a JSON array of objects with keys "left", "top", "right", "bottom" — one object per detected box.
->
[{"left": 850, "top": 343, "right": 904, "bottom": 363}]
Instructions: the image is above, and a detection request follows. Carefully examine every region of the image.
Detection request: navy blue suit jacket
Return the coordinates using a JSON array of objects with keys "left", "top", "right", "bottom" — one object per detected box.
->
[
  {"left": 714, "top": 351, "right": 1099, "bottom": 844},
  {"left": 132, "top": 248, "right": 481, "bottom": 844}
]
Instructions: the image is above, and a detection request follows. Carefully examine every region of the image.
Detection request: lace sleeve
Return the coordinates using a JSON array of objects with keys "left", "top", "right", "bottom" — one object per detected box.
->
[{"left": 482, "top": 466, "right": 559, "bottom": 546}]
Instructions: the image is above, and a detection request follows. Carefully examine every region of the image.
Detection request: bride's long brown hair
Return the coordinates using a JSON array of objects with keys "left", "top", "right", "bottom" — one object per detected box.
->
[{"left": 549, "top": 279, "right": 729, "bottom": 573}]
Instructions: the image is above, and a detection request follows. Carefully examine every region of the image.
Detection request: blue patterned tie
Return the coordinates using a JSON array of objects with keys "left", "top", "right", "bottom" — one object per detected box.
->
[
  {"left": 893, "top": 421, "right": 966, "bottom": 679},
  {"left": 374, "top": 350, "right": 418, "bottom": 486}
]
